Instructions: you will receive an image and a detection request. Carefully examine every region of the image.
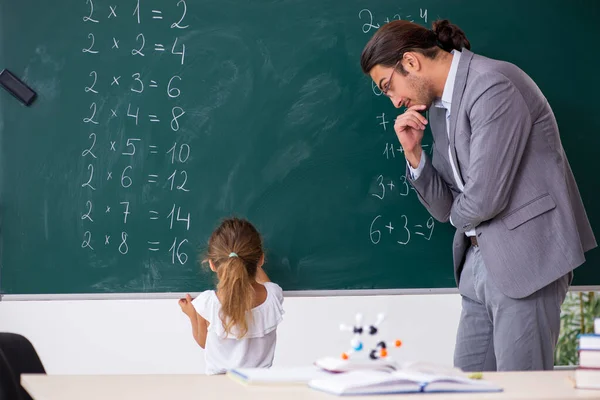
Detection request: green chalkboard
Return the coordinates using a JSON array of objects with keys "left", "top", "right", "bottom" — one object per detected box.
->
[{"left": 0, "top": 0, "right": 598, "bottom": 296}]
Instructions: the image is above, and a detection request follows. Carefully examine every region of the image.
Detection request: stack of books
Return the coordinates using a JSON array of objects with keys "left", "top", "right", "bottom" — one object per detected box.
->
[{"left": 575, "top": 317, "right": 600, "bottom": 390}]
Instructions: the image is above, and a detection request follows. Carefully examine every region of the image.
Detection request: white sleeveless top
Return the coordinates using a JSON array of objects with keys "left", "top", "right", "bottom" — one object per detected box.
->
[{"left": 192, "top": 282, "right": 285, "bottom": 375}]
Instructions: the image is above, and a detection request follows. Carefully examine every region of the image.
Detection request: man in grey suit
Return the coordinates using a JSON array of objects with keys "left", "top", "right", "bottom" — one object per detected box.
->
[{"left": 361, "top": 19, "right": 596, "bottom": 371}]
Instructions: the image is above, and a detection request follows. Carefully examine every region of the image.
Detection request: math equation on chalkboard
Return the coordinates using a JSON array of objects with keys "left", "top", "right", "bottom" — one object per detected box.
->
[
  {"left": 360, "top": 7, "right": 436, "bottom": 247},
  {"left": 79, "top": 0, "right": 192, "bottom": 265}
]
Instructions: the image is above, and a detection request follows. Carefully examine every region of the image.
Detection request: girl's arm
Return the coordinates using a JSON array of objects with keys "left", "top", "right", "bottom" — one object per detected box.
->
[
  {"left": 189, "top": 312, "right": 209, "bottom": 348},
  {"left": 180, "top": 294, "right": 210, "bottom": 348}
]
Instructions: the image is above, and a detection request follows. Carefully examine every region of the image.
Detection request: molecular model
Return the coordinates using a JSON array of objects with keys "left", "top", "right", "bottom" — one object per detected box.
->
[{"left": 339, "top": 313, "right": 402, "bottom": 360}]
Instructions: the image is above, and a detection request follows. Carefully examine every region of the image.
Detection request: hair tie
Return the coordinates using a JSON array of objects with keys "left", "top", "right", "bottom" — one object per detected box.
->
[{"left": 228, "top": 252, "right": 238, "bottom": 258}]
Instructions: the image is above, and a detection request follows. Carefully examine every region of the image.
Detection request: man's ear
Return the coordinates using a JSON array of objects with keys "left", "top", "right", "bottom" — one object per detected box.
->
[{"left": 402, "top": 51, "right": 422, "bottom": 73}]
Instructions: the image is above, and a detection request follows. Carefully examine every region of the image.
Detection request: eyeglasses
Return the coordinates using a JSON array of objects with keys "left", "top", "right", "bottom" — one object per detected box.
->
[{"left": 381, "top": 60, "right": 401, "bottom": 98}]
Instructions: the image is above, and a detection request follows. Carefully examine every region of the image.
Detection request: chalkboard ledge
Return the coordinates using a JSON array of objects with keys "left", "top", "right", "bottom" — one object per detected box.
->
[{"left": 1, "top": 286, "right": 599, "bottom": 301}]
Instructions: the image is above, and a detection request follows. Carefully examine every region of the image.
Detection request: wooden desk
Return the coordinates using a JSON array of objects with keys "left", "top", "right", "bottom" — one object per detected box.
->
[{"left": 21, "top": 371, "right": 600, "bottom": 400}]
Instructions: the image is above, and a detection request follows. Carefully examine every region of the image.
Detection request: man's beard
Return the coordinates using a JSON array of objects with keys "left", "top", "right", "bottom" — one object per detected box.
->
[{"left": 407, "top": 74, "right": 437, "bottom": 108}]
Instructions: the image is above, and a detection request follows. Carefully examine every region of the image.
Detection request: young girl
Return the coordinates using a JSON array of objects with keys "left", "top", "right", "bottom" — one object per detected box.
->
[{"left": 178, "top": 217, "right": 285, "bottom": 375}]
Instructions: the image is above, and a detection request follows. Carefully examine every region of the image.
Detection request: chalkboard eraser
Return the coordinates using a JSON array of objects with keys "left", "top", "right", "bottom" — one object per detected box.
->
[{"left": 0, "top": 69, "right": 36, "bottom": 106}]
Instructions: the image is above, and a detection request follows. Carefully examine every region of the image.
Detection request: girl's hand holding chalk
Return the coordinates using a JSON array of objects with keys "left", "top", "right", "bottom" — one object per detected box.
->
[{"left": 178, "top": 293, "right": 196, "bottom": 318}]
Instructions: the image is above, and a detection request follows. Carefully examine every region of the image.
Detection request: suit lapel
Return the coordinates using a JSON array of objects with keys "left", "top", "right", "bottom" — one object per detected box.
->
[{"left": 448, "top": 49, "right": 474, "bottom": 184}]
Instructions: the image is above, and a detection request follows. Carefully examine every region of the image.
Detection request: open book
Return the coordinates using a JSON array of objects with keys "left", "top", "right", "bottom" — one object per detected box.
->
[
  {"left": 227, "top": 366, "right": 338, "bottom": 386},
  {"left": 314, "top": 356, "right": 399, "bottom": 373},
  {"left": 308, "top": 369, "right": 502, "bottom": 395},
  {"left": 314, "top": 357, "right": 466, "bottom": 376}
]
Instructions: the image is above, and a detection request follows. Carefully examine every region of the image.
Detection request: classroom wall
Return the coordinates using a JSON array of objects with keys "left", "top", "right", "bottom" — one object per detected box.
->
[{"left": 0, "top": 294, "right": 462, "bottom": 374}]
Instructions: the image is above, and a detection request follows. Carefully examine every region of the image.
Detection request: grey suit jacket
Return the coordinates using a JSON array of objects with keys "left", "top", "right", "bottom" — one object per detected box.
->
[{"left": 408, "top": 49, "right": 597, "bottom": 298}]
